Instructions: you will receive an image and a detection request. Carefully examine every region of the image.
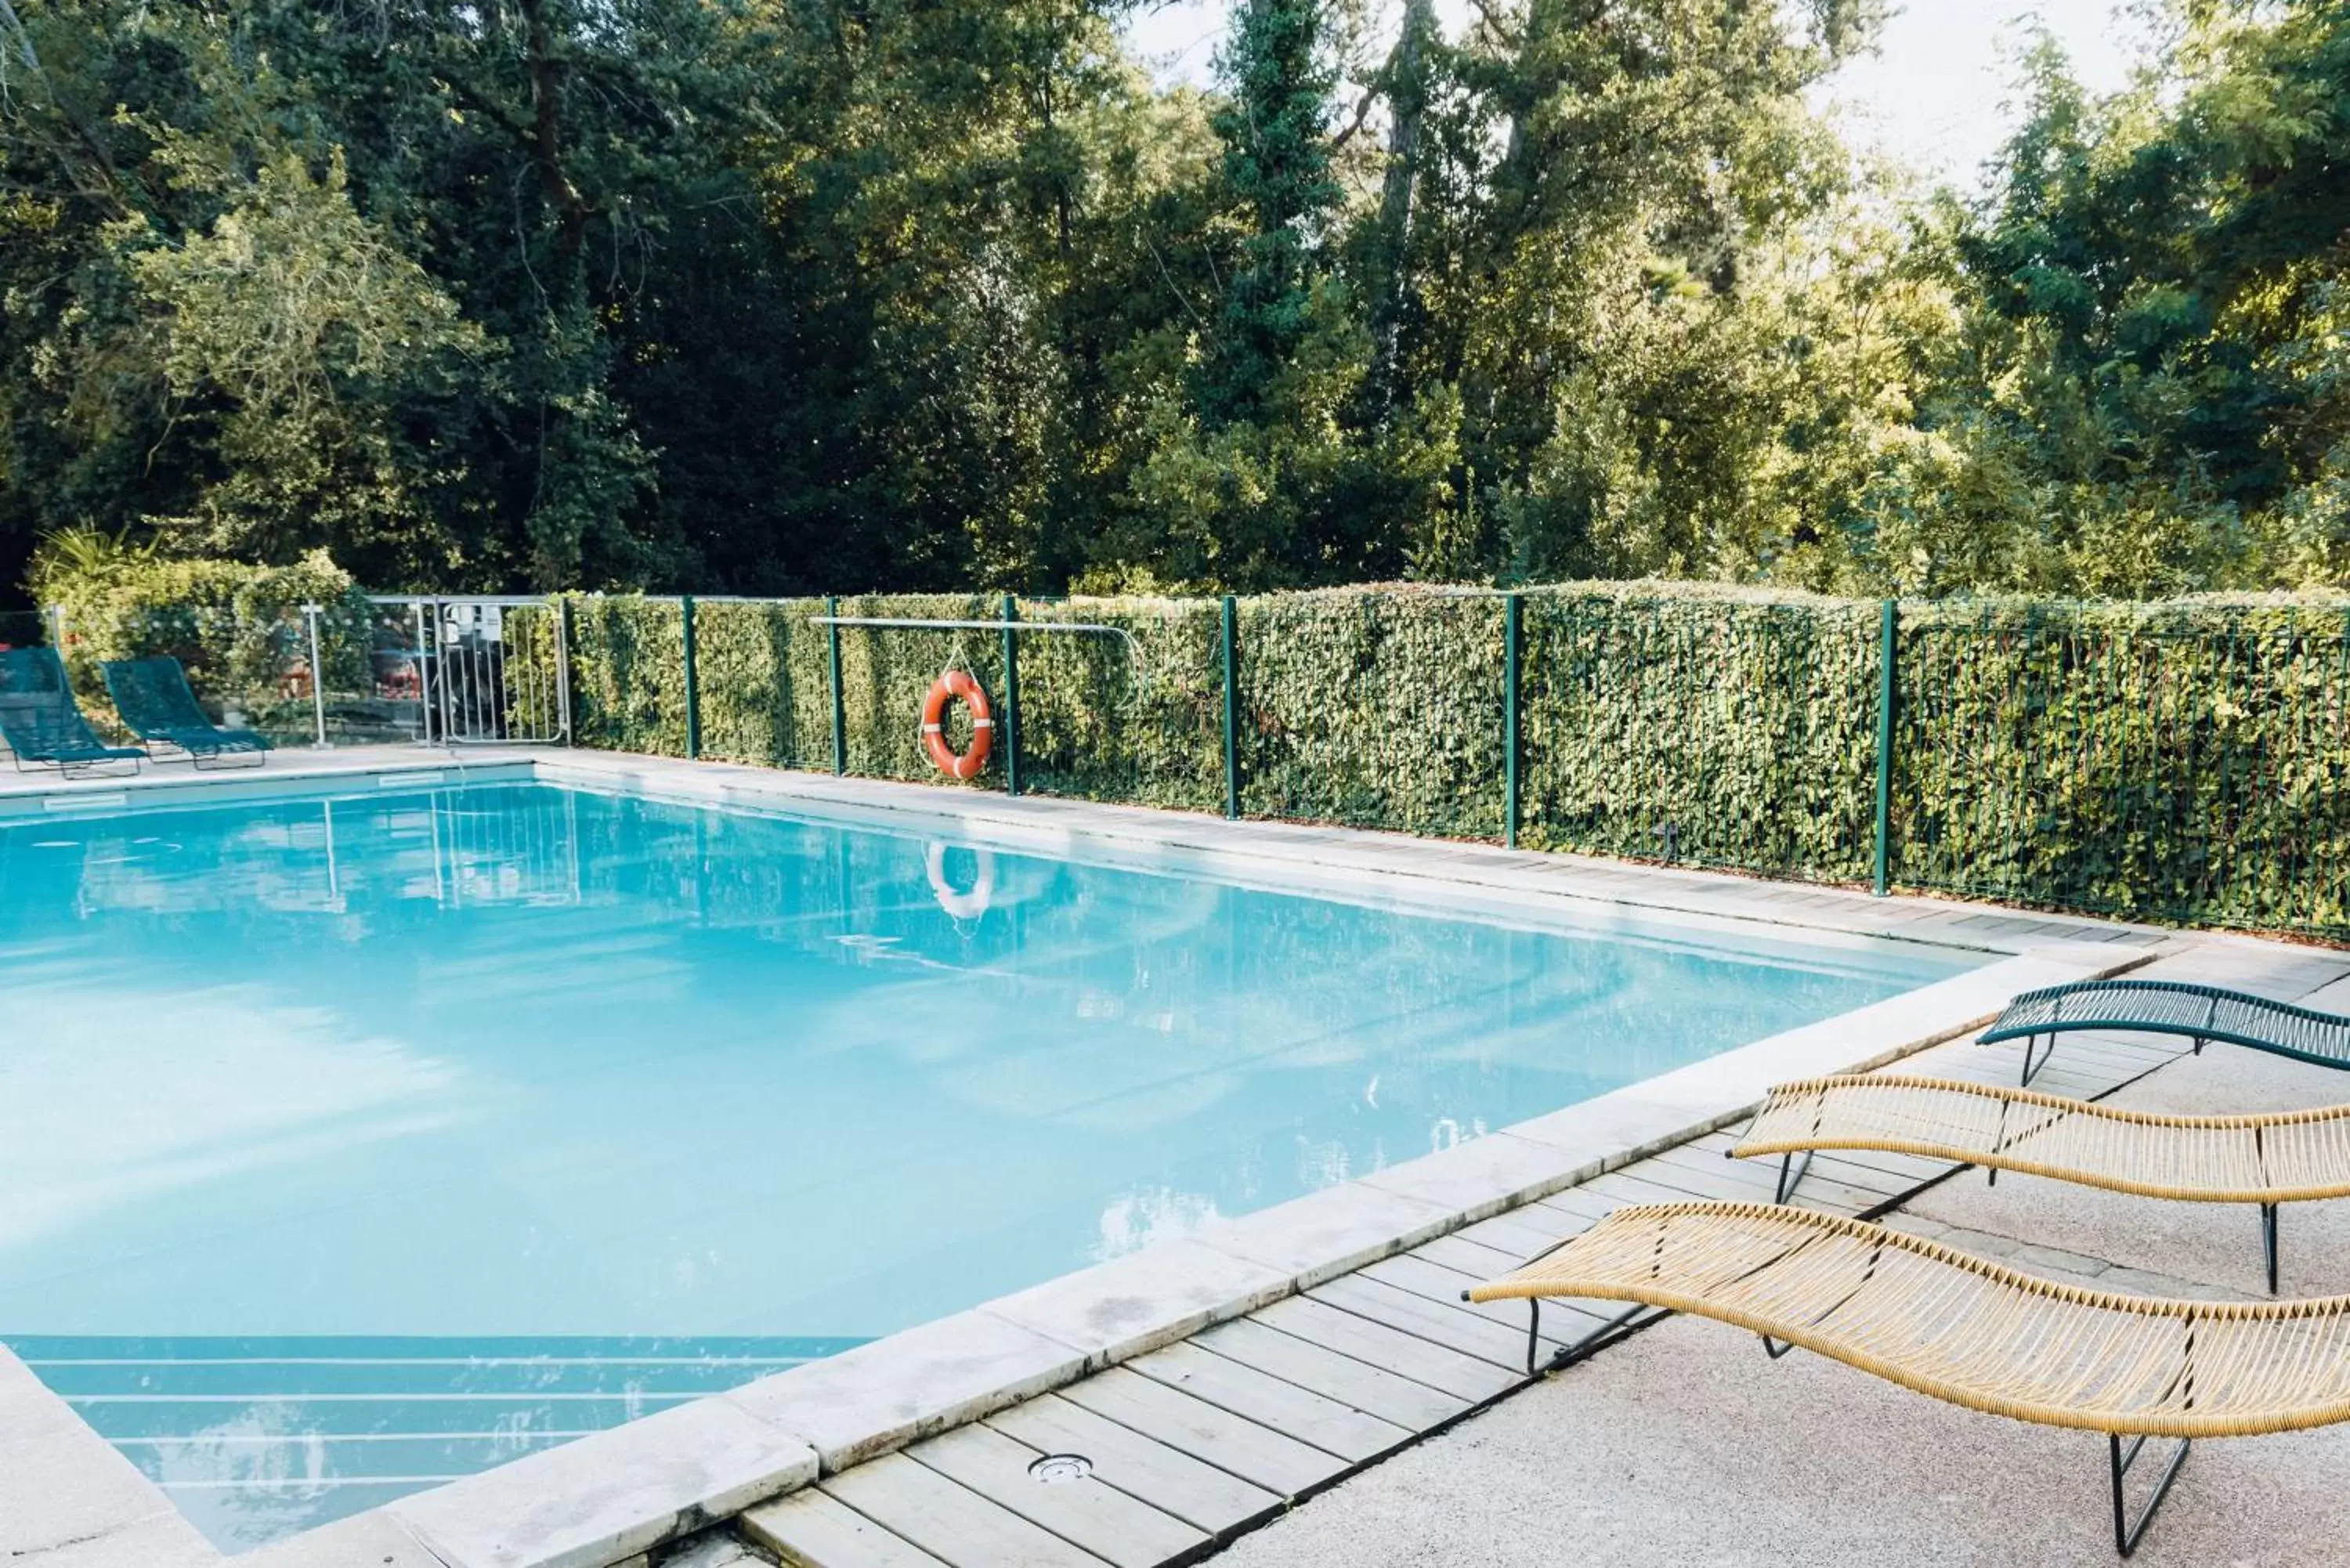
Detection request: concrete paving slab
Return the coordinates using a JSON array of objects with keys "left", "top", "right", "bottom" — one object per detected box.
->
[{"left": 1209, "top": 1309, "right": 2350, "bottom": 1568}]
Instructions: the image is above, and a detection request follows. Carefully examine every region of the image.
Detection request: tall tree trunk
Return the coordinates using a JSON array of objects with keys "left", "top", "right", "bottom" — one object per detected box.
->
[
  {"left": 516, "top": 0, "right": 592, "bottom": 257},
  {"left": 1367, "top": 0, "right": 1435, "bottom": 414}
]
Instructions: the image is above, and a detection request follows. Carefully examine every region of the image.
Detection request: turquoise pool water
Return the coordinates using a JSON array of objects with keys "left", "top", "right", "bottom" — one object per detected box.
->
[{"left": 0, "top": 782, "right": 1971, "bottom": 1548}]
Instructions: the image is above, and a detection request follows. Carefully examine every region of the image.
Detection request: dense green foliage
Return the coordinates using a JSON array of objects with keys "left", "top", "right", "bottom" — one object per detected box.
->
[
  {"left": 5, "top": 2, "right": 2341, "bottom": 609},
  {"left": 534, "top": 581, "right": 2350, "bottom": 938},
  {"left": 27, "top": 538, "right": 375, "bottom": 737},
  {"left": 1893, "top": 599, "right": 2350, "bottom": 930}
]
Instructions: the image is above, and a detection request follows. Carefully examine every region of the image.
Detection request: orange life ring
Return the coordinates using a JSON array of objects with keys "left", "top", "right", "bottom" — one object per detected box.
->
[{"left": 920, "top": 670, "right": 994, "bottom": 780}]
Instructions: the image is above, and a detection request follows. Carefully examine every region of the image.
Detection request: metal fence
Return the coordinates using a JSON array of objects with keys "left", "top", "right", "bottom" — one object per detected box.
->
[
  {"left": 370, "top": 597, "right": 570, "bottom": 745},
  {"left": 0, "top": 597, "right": 571, "bottom": 750},
  {"left": 11, "top": 585, "right": 2348, "bottom": 938}
]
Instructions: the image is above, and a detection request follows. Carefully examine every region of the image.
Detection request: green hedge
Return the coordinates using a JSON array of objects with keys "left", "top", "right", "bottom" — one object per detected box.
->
[
  {"left": 1892, "top": 599, "right": 2350, "bottom": 932},
  {"left": 692, "top": 598, "right": 827, "bottom": 768},
  {"left": 562, "top": 583, "right": 2350, "bottom": 939},
  {"left": 1519, "top": 586, "right": 1880, "bottom": 880},
  {"left": 1003, "top": 598, "right": 1224, "bottom": 811},
  {"left": 566, "top": 595, "right": 690, "bottom": 757},
  {"left": 19, "top": 572, "right": 2271, "bottom": 940},
  {"left": 1237, "top": 590, "right": 1506, "bottom": 836}
]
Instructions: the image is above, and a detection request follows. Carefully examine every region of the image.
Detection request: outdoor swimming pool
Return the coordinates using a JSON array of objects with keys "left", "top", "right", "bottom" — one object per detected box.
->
[{"left": 0, "top": 782, "right": 1976, "bottom": 1549}]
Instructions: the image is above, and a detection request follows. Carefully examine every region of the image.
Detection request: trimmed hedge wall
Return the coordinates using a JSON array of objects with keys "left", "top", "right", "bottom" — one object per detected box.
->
[
  {"left": 1893, "top": 599, "right": 2350, "bottom": 934},
  {"left": 1237, "top": 590, "right": 1506, "bottom": 837},
  {"left": 554, "top": 584, "right": 2350, "bottom": 940},
  {"left": 1519, "top": 586, "right": 1879, "bottom": 880}
]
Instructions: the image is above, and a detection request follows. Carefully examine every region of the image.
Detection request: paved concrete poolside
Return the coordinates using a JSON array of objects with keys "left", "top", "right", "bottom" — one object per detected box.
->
[{"left": 1212, "top": 943, "right": 2350, "bottom": 1568}]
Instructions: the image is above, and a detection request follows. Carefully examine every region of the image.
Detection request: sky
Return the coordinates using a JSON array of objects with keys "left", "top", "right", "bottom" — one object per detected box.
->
[{"left": 1119, "top": 0, "right": 2153, "bottom": 192}]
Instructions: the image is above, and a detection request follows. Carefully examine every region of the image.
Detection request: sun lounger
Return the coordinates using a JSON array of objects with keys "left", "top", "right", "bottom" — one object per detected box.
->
[
  {"left": 1982, "top": 978, "right": 2350, "bottom": 1086},
  {"left": 0, "top": 647, "right": 143, "bottom": 777},
  {"left": 102, "top": 656, "right": 270, "bottom": 768},
  {"left": 1735, "top": 1074, "right": 2350, "bottom": 1292},
  {"left": 1469, "top": 1201, "right": 2350, "bottom": 1555}
]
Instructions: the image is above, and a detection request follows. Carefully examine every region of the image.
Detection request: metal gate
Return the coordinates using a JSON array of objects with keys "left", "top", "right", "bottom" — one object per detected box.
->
[{"left": 371, "top": 596, "right": 570, "bottom": 745}]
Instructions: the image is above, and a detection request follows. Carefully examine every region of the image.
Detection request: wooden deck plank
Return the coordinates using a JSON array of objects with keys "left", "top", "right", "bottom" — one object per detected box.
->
[
  {"left": 1658, "top": 1138, "right": 1909, "bottom": 1196},
  {"left": 1530, "top": 1184, "right": 1625, "bottom": 1224},
  {"left": 1310, "top": 1273, "right": 1549, "bottom": 1369},
  {"left": 1578, "top": 1168, "right": 1737, "bottom": 1210},
  {"left": 1693, "top": 1129, "right": 1955, "bottom": 1189},
  {"left": 1358, "top": 1251, "right": 1584, "bottom": 1337},
  {"left": 1058, "top": 1367, "right": 1348, "bottom": 1498},
  {"left": 1809, "top": 1149, "right": 1956, "bottom": 1192},
  {"left": 1408, "top": 1231, "right": 1525, "bottom": 1278},
  {"left": 1127, "top": 1340, "right": 1411, "bottom": 1463},
  {"left": 1579, "top": 1163, "right": 1882, "bottom": 1217},
  {"left": 1694, "top": 1126, "right": 1923, "bottom": 1182},
  {"left": 986, "top": 1393, "right": 1284, "bottom": 1537},
  {"left": 742, "top": 1488, "right": 953, "bottom": 1568},
  {"left": 1631, "top": 1146, "right": 1893, "bottom": 1212},
  {"left": 1455, "top": 1205, "right": 1592, "bottom": 1261},
  {"left": 1243, "top": 1296, "right": 1516, "bottom": 1404},
  {"left": 821, "top": 1453, "right": 1110, "bottom": 1568},
  {"left": 1361, "top": 1248, "right": 1623, "bottom": 1342},
  {"left": 909, "top": 1422, "right": 1206, "bottom": 1568},
  {"left": 1189, "top": 1317, "right": 1470, "bottom": 1433}
]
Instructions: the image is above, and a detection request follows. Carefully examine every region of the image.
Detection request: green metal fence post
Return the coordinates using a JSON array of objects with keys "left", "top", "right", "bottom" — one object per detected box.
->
[
  {"left": 1504, "top": 593, "right": 1523, "bottom": 849},
  {"left": 680, "top": 594, "right": 701, "bottom": 760},
  {"left": 555, "top": 595, "right": 576, "bottom": 746},
  {"left": 1000, "top": 594, "right": 1021, "bottom": 797},
  {"left": 1221, "top": 595, "right": 1240, "bottom": 819},
  {"left": 826, "top": 593, "right": 845, "bottom": 775},
  {"left": 1873, "top": 598, "right": 1897, "bottom": 896}
]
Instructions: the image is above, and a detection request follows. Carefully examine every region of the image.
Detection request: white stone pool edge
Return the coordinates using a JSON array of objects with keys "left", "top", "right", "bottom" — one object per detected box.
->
[{"left": 0, "top": 750, "right": 2175, "bottom": 1568}]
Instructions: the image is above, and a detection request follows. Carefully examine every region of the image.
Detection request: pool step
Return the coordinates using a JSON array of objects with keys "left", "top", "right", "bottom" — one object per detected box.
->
[{"left": 2, "top": 1335, "right": 857, "bottom": 1554}]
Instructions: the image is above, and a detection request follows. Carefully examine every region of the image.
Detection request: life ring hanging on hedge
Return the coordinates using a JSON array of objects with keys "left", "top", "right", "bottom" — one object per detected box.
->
[{"left": 920, "top": 668, "right": 994, "bottom": 780}]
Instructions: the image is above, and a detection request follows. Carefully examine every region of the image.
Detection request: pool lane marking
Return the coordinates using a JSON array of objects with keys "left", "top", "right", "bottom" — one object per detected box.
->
[
  {"left": 20, "top": 1356, "right": 820, "bottom": 1366},
  {"left": 111, "top": 1432, "right": 608, "bottom": 1445},
  {"left": 64, "top": 1400, "right": 705, "bottom": 1410},
  {"left": 157, "top": 1476, "right": 477, "bottom": 1490}
]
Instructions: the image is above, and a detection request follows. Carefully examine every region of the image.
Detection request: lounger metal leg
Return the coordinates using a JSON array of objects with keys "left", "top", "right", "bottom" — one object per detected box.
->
[
  {"left": 1506, "top": 1299, "right": 1666, "bottom": 1376},
  {"left": 2261, "top": 1203, "right": 2280, "bottom": 1295},
  {"left": 1773, "top": 1150, "right": 1813, "bottom": 1205},
  {"left": 2020, "top": 1031, "right": 2054, "bottom": 1087},
  {"left": 2109, "top": 1433, "right": 2190, "bottom": 1558},
  {"left": 1759, "top": 1335, "right": 1795, "bottom": 1360}
]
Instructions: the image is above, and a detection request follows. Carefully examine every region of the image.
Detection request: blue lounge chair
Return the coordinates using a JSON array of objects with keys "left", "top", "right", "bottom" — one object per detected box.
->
[
  {"left": 0, "top": 646, "right": 143, "bottom": 777},
  {"left": 1982, "top": 977, "right": 2350, "bottom": 1086},
  {"left": 102, "top": 656, "right": 271, "bottom": 769}
]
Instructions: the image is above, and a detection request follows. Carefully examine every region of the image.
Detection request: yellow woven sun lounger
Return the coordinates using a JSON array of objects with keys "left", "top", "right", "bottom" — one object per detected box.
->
[
  {"left": 1733, "top": 1074, "right": 2350, "bottom": 1292},
  {"left": 1467, "top": 1201, "right": 2350, "bottom": 1555}
]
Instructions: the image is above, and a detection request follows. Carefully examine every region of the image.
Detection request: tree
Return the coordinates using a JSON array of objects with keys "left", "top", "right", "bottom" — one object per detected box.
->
[{"left": 5, "top": 0, "right": 2344, "bottom": 610}]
